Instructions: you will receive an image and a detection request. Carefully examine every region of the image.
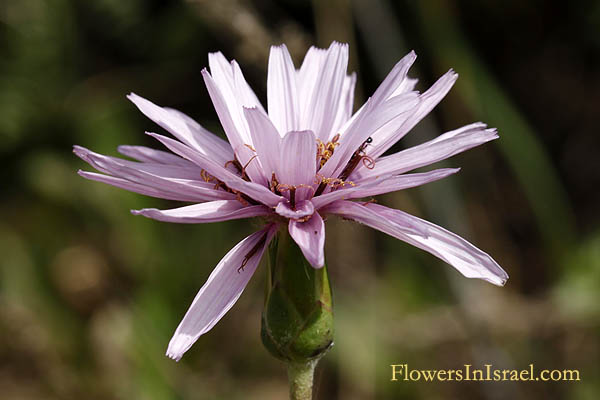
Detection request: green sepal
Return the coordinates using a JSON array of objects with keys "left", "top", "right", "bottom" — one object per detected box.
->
[{"left": 261, "top": 231, "right": 334, "bottom": 363}]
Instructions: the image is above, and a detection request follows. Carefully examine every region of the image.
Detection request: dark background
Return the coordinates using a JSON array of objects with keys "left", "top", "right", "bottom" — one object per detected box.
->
[{"left": 1, "top": 0, "right": 598, "bottom": 399}]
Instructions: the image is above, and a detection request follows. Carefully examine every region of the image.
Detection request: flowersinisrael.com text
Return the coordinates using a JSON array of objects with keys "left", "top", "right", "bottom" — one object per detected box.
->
[{"left": 390, "top": 364, "right": 580, "bottom": 382}]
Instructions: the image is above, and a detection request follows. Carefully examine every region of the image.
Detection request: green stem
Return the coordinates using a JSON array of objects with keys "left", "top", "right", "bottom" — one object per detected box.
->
[{"left": 288, "top": 360, "right": 318, "bottom": 400}]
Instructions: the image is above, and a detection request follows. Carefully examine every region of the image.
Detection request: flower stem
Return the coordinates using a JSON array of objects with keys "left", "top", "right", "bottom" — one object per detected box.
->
[{"left": 288, "top": 359, "right": 318, "bottom": 400}]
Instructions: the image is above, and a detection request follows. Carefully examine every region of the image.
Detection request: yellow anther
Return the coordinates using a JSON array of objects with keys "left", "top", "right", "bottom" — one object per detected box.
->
[{"left": 316, "top": 134, "right": 341, "bottom": 168}]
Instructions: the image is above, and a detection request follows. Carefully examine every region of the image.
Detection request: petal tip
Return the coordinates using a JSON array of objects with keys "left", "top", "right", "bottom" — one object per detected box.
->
[
  {"left": 126, "top": 92, "right": 143, "bottom": 104},
  {"left": 491, "top": 274, "right": 509, "bottom": 287},
  {"left": 167, "top": 333, "right": 197, "bottom": 362}
]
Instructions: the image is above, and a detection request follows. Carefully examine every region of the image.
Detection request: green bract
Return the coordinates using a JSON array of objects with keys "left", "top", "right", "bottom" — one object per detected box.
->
[{"left": 261, "top": 231, "right": 334, "bottom": 363}]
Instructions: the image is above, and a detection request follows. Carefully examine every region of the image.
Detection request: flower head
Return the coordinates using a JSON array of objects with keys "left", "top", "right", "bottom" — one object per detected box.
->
[{"left": 75, "top": 42, "right": 508, "bottom": 361}]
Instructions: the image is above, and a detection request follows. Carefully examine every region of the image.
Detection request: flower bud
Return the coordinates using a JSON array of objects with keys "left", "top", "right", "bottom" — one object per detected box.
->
[{"left": 261, "top": 231, "right": 334, "bottom": 363}]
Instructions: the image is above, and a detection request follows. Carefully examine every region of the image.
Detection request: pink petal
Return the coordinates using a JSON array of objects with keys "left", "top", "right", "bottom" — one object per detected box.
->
[
  {"left": 275, "top": 199, "right": 315, "bottom": 219},
  {"left": 147, "top": 132, "right": 284, "bottom": 207},
  {"left": 131, "top": 200, "right": 271, "bottom": 223},
  {"left": 317, "top": 98, "right": 376, "bottom": 179},
  {"left": 78, "top": 171, "right": 209, "bottom": 202},
  {"left": 330, "top": 72, "right": 357, "bottom": 139},
  {"left": 166, "top": 225, "right": 277, "bottom": 361},
  {"left": 353, "top": 123, "right": 498, "bottom": 182},
  {"left": 232, "top": 60, "right": 266, "bottom": 113},
  {"left": 163, "top": 107, "right": 235, "bottom": 163},
  {"left": 297, "top": 42, "right": 349, "bottom": 141},
  {"left": 312, "top": 168, "right": 459, "bottom": 209},
  {"left": 324, "top": 201, "right": 508, "bottom": 286},
  {"left": 324, "top": 92, "right": 421, "bottom": 180},
  {"left": 369, "top": 70, "right": 459, "bottom": 159},
  {"left": 117, "top": 145, "right": 193, "bottom": 167},
  {"left": 206, "top": 54, "right": 264, "bottom": 145},
  {"left": 74, "top": 146, "right": 235, "bottom": 201},
  {"left": 267, "top": 44, "right": 299, "bottom": 135},
  {"left": 288, "top": 212, "right": 325, "bottom": 268},
  {"left": 202, "top": 66, "right": 266, "bottom": 185},
  {"left": 244, "top": 107, "right": 281, "bottom": 178},
  {"left": 318, "top": 89, "right": 419, "bottom": 181},
  {"left": 127, "top": 93, "right": 233, "bottom": 165},
  {"left": 278, "top": 130, "right": 317, "bottom": 201},
  {"left": 233, "top": 143, "right": 268, "bottom": 186},
  {"left": 297, "top": 46, "right": 327, "bottom": 117},
  {"left": 370, "top": 50, "right": 417, "bottom": 106},
  {"left": 202, "top": 68, "right": 252, "bottom": 164}
]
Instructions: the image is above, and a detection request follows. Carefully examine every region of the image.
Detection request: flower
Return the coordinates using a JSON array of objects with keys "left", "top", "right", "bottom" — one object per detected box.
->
[{"left": 74, "top": 42, "right": 508, "bottom": 361}]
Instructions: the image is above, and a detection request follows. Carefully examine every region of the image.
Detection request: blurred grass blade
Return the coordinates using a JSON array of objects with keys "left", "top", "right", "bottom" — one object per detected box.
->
[{"left": 415, "top": 0, "right": 576, "bottom": 257}]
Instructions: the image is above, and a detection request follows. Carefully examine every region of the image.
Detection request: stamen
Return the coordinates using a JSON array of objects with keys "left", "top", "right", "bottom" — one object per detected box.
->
[
  {"left": 316, "top": 134, "right": 341, "bottom": 169},
  {"left": 224, "top": 159, "right": 243, "bottom": 174},
  {"left": 234, "top": 190, "right": 249, "bottom": 206},
  {"left": 235, "top": 154, "right": 258, "bottom": 181},
  {"left": 224, "top": 153, "right": 258, "bottom": 182},
  {"left": 201, "top": 168, "right": 258, "bottom": 206},
  {"left": 362, "top": 156, "right": 375, "bottom": 169},
  {"left": 361, "top": 198, "right": 378, "bottom": 206},
  {"left": 201, "top": 169, "right": 215, "bottom": 183},
  {"left": 289, "top": 187, "right": 296, "bottom": 210},
  {"left": 313, "top": 174, "right": 355, "bottom": 197},
  {"left": 270, "top": 173, "right": 281, "bottom": 195},
  {"left": 338, "top": 136, "right": 375, "bottom": 181},
  {"left": 238, "top": 232, "right": 268, "bottom": 273}
]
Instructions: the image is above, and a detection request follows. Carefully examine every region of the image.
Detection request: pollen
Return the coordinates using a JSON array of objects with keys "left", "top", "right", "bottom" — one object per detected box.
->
[
  {"left": 316, "top": 133, "right": 341, "bottom": 168},
  {"left": 316, "top": 174, "right": 356, "bottom": 189}
]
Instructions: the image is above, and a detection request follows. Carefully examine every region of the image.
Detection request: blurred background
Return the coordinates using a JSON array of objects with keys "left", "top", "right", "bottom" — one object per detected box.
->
[{"left": 1, "top": 0, "right": 599, "bottom": 399}]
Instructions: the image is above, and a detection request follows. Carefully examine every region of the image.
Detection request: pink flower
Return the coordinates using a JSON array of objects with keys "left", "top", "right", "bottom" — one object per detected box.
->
[{"left": 74, "top": 42, "right": 508, "bottom": 361}]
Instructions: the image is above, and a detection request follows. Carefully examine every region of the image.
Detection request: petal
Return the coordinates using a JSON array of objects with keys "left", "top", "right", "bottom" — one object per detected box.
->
[
  {"left": 297, "top": 46, "right": 327, "bottom": 113},
  {"left": 318, "top": 91, "right": 420, "bottom": 180},
  {"left": 278, "top": 130, "right": 317, "bottom": 201},
  {"left": 316, "top": 98, "right": 375, "bottom": 179},
  {"left": 311, "top": 168, "right": 459, "bottom": 209},
  {"left": 330, "top": 72, "right": 357, "bottom": 138},
  {"left": 369, "top": 70, "right": 459, "bottom": 159},
  {"left": 353, "top": 123, "right": 498, "bottom": 182},
  {"left": 232, "top": 60, "right": 266, "bottom": 112},
  {"left": 131, "top": 200, "right": 271, "bottom": 223},
  {"left": 163, "top": 107, "right": 235, "bottom": 164},
  {"left": 77, "top": 147, "right": 202, "bottom": 179},
  {"left": 288, "top": 212, "right": 325, "bottom": 268},
  {"left": 127, "top": 93, "right": 233, "bottom": 165},
  {"left": 392, "top": 77, "right": 419, "bottom": 97},
  {"left": 201, "top": 68, "right": 249, "bottom": 152},
  {"left": 267, "top": 44, "right": 299, "bottom": 135},
  {"left": 78, "top": 171, "right": 208, "bottom": 202},
  {"left": 324, "top": 201, "right": 508, "bottom": 286},
  {"left": 147, "top": 132, "right": 284, "bottom": 207},
  {"left": 325, "top": 92, "right": 421, "bottom": 180},
  {"left": 74, "top": 146, "right": 235, "bottom": 202},
  {"left": 166, "top": 225, "right": 277, "bottom": 361},
  {"left": 117, "top": 145, "right": 193, "bottom": 167},
  {"left": 275, "top": 199, "right": 314, "bottom": 219},
  {"left": 370, "top": 50, "right": 417, "bottom": 106},
  {"left": 297, "top": 42, "right": 349, "bottom": 140},
  {"left": 244, "top": 107, "right": 281, "bottom": 178},
  {"left": 232, "top": 143, "right": 267, "bottom": 186},
  {"left": 206, "top": 54, "right": 265, "bottom": 144}
]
